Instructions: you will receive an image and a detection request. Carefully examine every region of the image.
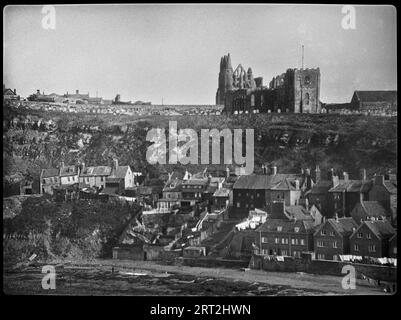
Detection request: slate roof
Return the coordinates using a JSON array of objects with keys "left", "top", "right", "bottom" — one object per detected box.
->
[
  {"left": 354, "top": 220, "right": 396, "bottom": 240},
  {"left": 256, "top": 219, "right": 315, "bottom": 233},
  {"left": 354, "top": 90, "right": 397, "bottom": 103},
  {"left": 284, "top": 206, "right": 314, "bottom": 221},
  {"left": 113, "top": 166, "right": 130, "bottom": 179},
  {"left": 361, "top": 201, "right": 389, "bottom": 218},
  {"left": 383, "top": 180, "right": 397, "bottom": 194},
  {"left": 59, "top": 165, "right": 78, "bottom": 177},
  {"left": 233, "top": 174, "right": 302, "bottom": 190},
  {"left": 163, "top": 179, "right": 182, "bottom": 192},
  {"left": 309, "top": 180, "right": 332, "bottom": 194},
  {"left": 328, "top": 218, "right": 358, "bottom": 236},
  {"left": 41, "top": 168, "right": 59, "bottom": 178},
  {"left": 213, "top": 188, "right": 230, "bottom": 198},
  {"left": 80, "top": 166, "right": 112, "bottom": 177}
]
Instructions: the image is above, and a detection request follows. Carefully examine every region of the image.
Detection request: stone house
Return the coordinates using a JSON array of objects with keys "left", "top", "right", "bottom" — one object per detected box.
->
[
  {"left": 59, "top": 163, "right": 80, "bottom": 186},
  {"left": 40, "top": 168, "right": 60, "bottom": 194},
  {"left": 313, "top": 217, "right": 358, "bottom": 261},
  {"left": 350, "top": 198, "right": 390, "bottom": 224},
  {"left": 350, "top": 219, "right": 396, "bottom": 258},
  {"left": 79, "top": 164, "right": 112, "bottom": 190},
  {"left": 368, "top": 175, "right": 397, "bottom": 226}
]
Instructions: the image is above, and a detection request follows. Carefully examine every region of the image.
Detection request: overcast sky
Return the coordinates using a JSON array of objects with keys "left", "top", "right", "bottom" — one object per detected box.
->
[{"left": 3, "top": 4, "right": 397, "bottom": 104}]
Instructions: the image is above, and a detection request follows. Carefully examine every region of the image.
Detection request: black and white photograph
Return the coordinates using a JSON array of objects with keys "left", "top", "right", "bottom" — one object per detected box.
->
[{"left": 3, "top": 3, "right": 397, "bottom": 301}]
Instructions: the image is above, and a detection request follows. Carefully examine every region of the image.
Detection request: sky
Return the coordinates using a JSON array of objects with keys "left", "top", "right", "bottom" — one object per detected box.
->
[{"left": 3, "top": 4, "right": 397, "bottom": 104}]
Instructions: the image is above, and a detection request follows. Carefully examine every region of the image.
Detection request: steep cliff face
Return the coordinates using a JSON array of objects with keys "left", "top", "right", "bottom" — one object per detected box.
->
[{"left": 3, "top": 107, "right": 397, "bottom": 195}]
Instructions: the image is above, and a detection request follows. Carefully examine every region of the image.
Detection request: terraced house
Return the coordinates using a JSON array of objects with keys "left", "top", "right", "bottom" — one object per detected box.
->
[
  {"left": 313, "top": 217, "right": 358, "bottom": 260},
  {"left": 79, "top": 164, "right": 112, "bottom": 189},
  {"left": 232, "top": 167, "right": 307, "bottom": 218},
  {"left": 350, "top": 219, "right": 396, "bottom": 258},
  {"left": 255, "top": 202, "right": 316, "bottom": 258},
  {"left": 40, "top": 168, "right": 60, "bottom": 194}
]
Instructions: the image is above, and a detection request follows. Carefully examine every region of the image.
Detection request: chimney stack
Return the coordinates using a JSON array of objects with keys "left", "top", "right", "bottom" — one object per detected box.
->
[
  {"left": 327, "top": 168, "right": 335, "bottom": 181},
  {"left": 343, "top": 172, "right": 349, "bottom": 181},
  {"left": 332, "top": 175, "right": 339, "bottom": 188},
  {"left": 295, "top": 179, "right": 300, "bottom": 190},
  {"left": 37, "top": 89, "right": 40, "bottom": 95},
  {"left": 315, "top": 166, "right": 321, "bottom": 183},
  {"left": 60, "top": 161, "right": 64, "bottom": 169},
  {"left": 13, "top": 89, "right": 16, "bottom": 95},
  {"left": 271, "top": 166, "right": 277, "bottom": 175},
  {"left": 113, "top": 159, "right": 119, "bottom": 172},
  {"left": 305, "top": 168, "right": 311, "bottom": 176},
  {"left": 361, "top": 168, "right": 367, "bottom": 181},
  {"left": 76, "top": 90, "right": 79, "bottom": 95},
  {"left": 226, "top": 167, "right": 230, "bottom": 178},
  {"left": 374, "top": 175, "right": 385, "bottom": 186}
]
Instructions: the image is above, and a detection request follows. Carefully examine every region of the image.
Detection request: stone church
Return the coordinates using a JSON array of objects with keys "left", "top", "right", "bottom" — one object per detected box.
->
[{"left": 216, "top": 53, "right": 321, "bottom": 114}]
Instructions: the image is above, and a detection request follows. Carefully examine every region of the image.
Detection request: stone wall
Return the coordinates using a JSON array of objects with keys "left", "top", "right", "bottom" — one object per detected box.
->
[{"left": 249, "top": 254, "right": 397, "bottom": 282}]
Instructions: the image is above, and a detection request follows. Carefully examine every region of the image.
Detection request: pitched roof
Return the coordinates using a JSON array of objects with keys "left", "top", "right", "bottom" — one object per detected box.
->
[
  {"left": 359, "top": 220, "right": 395, "bottom": 240},
  {"left": 256, "top": 218, "right": 314, "bottom": 233},
  {"left": 163, "top": 179, "right": 182, "bottom": 192},
  {"left": 213, "top": 187, "right": 230, "bottom": 197},
  {"left": 383, "top": 180, "right": 397, "bottom": 194},
  {"left": 326, "top": 217, "right": 358, "bottom": 237},
  {"left": 80, "top": 166, "right": 112, "bottom": 177},
  {"left": 361, "top": 201, "right": 389, "bottom": 218},
  {"left": 59, "top": 165, "right": 78, "bottom": 177},
  {"left": 114, "top": 165, "right": 130, "bottom": 179},
  {"left": 284, "top": 206, "right": 313, "bottom": 221},
  {"left": 309, "top": 180, "right": 332, "bottom": 194},
  {"left": 329, "top": 180, "right": 354, "bottom": 192},
  {"left": 354, "top": 90, "right": 397, "bottom": 103},
  {"left": 233, "top": 174, "right": 302, "bottom": 190},
  {"left": 41, "top": 168, "right": 59, "bottom": 178}
]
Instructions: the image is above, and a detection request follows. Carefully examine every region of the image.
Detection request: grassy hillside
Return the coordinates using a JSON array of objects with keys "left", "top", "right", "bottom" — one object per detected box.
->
[{"left": 3, "top": 105, "right": 397, "bottom": 196}]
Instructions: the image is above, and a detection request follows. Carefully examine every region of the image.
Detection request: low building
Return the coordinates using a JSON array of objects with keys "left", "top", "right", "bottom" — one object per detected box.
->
[
  {"left": 79, "top": 164, "right": 112, "bottom": 189},
  {"left": 212, "top": 187, "right": 230, "bottom": 210},
  {"left": 350, "top": 90, "right": 397, "bottom": 112},
  {"left": 59, "top": 163, "right": 80, "bottom": 186},
  {"left": 313, "top": 217, "right": 358, "bottom": 261},
  {"left": 183, "top": 246, "right": 206, "bottom": 258},
  {"left": 3, "top": 85, "right": 20, "bottom": 100},
  {"left": 40, "top": 168, "right": 60, "bottom": 194},
  {"left": 350, "top": 219, "right": 396, "bottom": 258},
  {"left": 181, "top": 178, "right": 208, "bottom": 207}
]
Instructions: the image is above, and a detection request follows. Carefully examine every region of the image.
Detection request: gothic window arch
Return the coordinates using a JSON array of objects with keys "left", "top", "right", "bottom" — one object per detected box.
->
[{"left": 305, "top": 93, "right": 310, "bottom": 105}]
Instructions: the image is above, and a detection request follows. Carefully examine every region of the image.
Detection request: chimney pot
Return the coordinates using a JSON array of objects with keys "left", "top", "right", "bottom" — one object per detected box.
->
[
  {"left": 361, "top": 168, "right": 367, "bottom": 181},
  {"left": 271, "top": 166, "right": 277, "bottom": 175}
]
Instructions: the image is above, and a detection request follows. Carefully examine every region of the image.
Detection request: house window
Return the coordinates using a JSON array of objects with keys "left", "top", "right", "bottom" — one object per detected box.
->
[
  {"left": 333, "top": 241, "right": 338, "bottom": 248},
  {"left": 300, "top": 239, "right": 305, "bottom": 246},
  {"left": 261, "top": 249, "right": 269, "bottom": 255},
  {"left": 317, "top": 254, "right": 325, "bottom": 260},
  {"left": 291, "top": 239, "right": 295, "bottom": 245},
  {"left": 261, "top": 237, "right": 268, "bottom": 243},
  {"left": 237, "top": 202, "right": 240, "bottom": 208},
  {"left": 281, "top": 250, "right": 288, "bottom": 256},
  {"left": 277, "top": 226, "right": 282, "bottom": 232},
  {"left": 317, "top": 241, "right": 324, "bottom": 247},
  {"left": 321, "top": 229, "right": 326, "bottom": 236},
  {"left": 368, "top": 245, "right": 376, "bottom": 252},
  {"left": 367, "top": 233, "right": 371, "bottom": 239},
  {"left": 330, "top": 231, "right": 335, "bottom": 236},
  {"left": 354, "top": 244, "right": 360, "bottom": 251},
  {"left": 257, "top": 193, "right": 260, "bottom": 198},
  {"left": 274, "top": 238, "right": 279, "bottom": 244},
  {"left": 357, "top": 233, "right": 363, "bottom": 238},
  {"left": 281, "top": 238, "right": 285, "bottom": 244},
  {"left": 238, "top": 192, "right": 241, "bottom": 196}
]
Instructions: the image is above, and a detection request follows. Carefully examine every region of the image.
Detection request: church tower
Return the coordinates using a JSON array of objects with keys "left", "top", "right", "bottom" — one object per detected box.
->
[{"left": 216, "top": 53, "right": 234, "bottom": 105}]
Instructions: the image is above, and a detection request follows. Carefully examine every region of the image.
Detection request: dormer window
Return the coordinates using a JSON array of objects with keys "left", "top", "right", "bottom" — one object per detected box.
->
[
  {"left": 277, "top": 226, "right": 282, "bottom": 232},
  {"left": 321, "top": 229, "right": 326, "bottom": 236}
]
